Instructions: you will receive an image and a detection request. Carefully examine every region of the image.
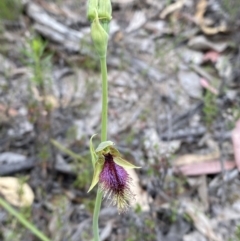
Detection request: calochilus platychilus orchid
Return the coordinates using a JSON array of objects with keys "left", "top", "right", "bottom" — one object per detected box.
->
[{"left": 88, "top": 136, "right": 141, "bottom": 213}]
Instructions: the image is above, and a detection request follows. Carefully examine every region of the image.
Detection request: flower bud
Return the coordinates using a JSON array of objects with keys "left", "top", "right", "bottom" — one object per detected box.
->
[
  {"left": 87, "top": 0, "right": 98, "bottom": 22},
  {"left": 87, "top": 0, "right": 112, "bottom": 57},
  {"left": 91, "top": 12, "right": 109, "bottom": 58},
  {"left": 98, "top": 0, "right": 112, "bottom": 21}
]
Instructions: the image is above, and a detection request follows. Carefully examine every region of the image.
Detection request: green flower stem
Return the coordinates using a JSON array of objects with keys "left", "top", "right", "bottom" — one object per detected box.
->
[
  {"left": 92, "top": 56, "right": 108, "bottom": 241},
  {"left": 92, "top": 189, "right": 103, "bottom": 241},
  {"left": 0, "top": 197, "right": 51, "bottom": 241},
  {"left": 100, "top": 56, "right": 108, "bottom": 142}
]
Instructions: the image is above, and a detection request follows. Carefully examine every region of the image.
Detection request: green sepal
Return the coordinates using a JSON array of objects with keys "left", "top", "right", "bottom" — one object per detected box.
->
[
  {"left": 114, "top": 156, "right": 141, "bottom": 169},
  {"left": 96, "top": 140, "right": 114, "bottom": 153},
  {"left": 109, "top": 146, "right": 121, "bottom": 156},
  {"left": 88, "top": 158, "right": 104, "bottom": 192},
  {"left": 89, "top": 134, "right": 98, "bottom": 168}
]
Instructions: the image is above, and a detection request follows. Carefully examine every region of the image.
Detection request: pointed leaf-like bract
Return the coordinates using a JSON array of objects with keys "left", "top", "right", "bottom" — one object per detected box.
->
[
  {"left": 95, "top": 140, "right": 114, "bottom": 153},
  {"left": 88, "top": 158, "right": 104, "bottom": 192},
  {"left": 89, "top": 134, "right": 97, "bottom": 168},
  {"left": 114, "top": 156, "right": 141, "bottom": 169}
]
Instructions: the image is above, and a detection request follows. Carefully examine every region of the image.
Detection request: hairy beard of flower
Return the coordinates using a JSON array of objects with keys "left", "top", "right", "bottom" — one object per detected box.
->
[{"left": 99, "top": 153, "right": 133, "bottom": 212}]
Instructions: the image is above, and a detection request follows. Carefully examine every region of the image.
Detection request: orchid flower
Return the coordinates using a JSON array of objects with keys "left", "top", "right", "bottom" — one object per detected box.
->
[{"left": 89, "top": 137, "right": 140, "bottom": 212}]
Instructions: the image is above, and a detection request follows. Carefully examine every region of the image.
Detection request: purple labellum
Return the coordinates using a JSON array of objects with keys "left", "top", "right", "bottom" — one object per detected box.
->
[{"left": 99, "top": 153, "right": 133, "bottom": 212}]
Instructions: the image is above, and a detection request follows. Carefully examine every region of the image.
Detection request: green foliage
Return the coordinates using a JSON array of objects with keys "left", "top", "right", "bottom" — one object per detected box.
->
[
  {"left": 83, "top": 198, "right": 95, "bottom": 213},
  {"left": 125, "top": 129, "right": 135, "bottom": 145},
  {"left": 74, "top": 168, "right": 91, "bottom": 189},
  {"left": 66, "top": 126, "right": 78, "bottom": 143},
  {"left": 226, "top": 103, "right": 240, "bottom": 130},
  {"left": 0, "top": 177, "right": 47, "bottom": 240},
  {"left": 229, "top": 224, "right": 240, "bottom": 241},
  {"left": 134, "top": 203, "right": 142, "bottom": 214},
  {"left": 169, "top": 202, "right": 178, "bottom": 223},
  {"left": 51, "top": 139, "right": 86, "bottom": 163},
  {"left": 127, "top": 218, "right": 156, "bottom": 241},
  {"left": 81, "top": 56, "right": 99, "bottom": 70},
  {"left": 221, "top": 0, "right": 240, "bottom": 20},
  {"left": 144, "top": 218, "right": 155, "bottom": 230},
  {"left": 51, "top": 139, "right": 91, "bottom": 189},
  {"left": 203, "top": 89, "right": 218, "bottom": 127},
  {"left": 235, "top": 225, "right": 240, "bottom": 240},
  {"left": 0, "top": 0, "right": 22, "bottom": 21},
  {"left": 38, "top": 145, "right": 51, "bottom": 162},
  {"left": 22, "top": 37, "right": 52, "bottom": 93},
  {"left": 0, "top": 197, "right": 51, "bottom": 241}
]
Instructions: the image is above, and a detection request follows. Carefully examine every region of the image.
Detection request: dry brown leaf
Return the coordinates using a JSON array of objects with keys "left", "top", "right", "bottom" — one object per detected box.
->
[
  {"left": 197, "top": 176, "right": 208, "bottom": 210},
  {"left": 31, "top": 87, "right": 59, "bottom": 109},
  {"left": 43, "top": 95, "right": 59, "bottom": 109},
  {"left": 203, "top": 51, "right": 220, "bottom": 63},
  {"left": 175, "top": 160, "right": 236, "bottom": 176},
  {"left": 173, "top": 150, "right": 220, "bottom": 166},
  {"left": 195, "top": 0, "right": 208, "bottom": 24},
  {"left": 183, "top": 200, "right": 223, "bottom": 241},
  {"left": 160, "top": 0, "right": 186, "bottom": 19},
  {"left": 200, "top": 78, "right": 218, "bottom": 95},
  {"left": 0, "top": 104, "right": 18, "bottom": 117},
  {"left": 0, "top": 177, "right": 34, "bottom": 207},
  {"left": 194, "top": 0, "right": 228, "bottom": 35},
  {"left": 200, "top": 24, "right": 228, "bottom": 35},
  {"left": 39, "top": 1, "right": 65, "bottom": 16}
]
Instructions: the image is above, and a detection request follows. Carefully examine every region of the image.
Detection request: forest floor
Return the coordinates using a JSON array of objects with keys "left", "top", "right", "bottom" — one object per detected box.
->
[{"left": 0, "top": 0, "right": 240, "bottom": 240}]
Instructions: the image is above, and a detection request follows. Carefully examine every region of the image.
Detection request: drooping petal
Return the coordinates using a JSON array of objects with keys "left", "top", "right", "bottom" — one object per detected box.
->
[
  {"left": 114, "top": 156, "right": 141, "bottom": 169},
  {"left": 89, "top": 134, "right": 98, "bottom": 167},
  {"left": 99, "top": 153, "right": 133, "bottom": 212},
  {"left": 88, "top": 158, "right": 104, "bottom": 192}
]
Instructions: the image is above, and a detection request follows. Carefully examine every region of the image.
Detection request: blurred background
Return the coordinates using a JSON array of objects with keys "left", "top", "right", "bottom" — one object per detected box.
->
[{"left": 0, "top": 0, "right": 240, "bottom": 240}]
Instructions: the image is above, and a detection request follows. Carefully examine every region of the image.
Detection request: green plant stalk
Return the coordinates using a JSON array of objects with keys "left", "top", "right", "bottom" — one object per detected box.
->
[
  {"left": 92, "top": 56, "right": 108, "bottom": 241},
  {"left": 92, "top": 189, "right": 103, "bottom": 241},
  {"left": 0, "top": 197, "right": 51, "bottom": 241},
  {"left": 100, "top": 57, "right": 108, "bottom": 142}
]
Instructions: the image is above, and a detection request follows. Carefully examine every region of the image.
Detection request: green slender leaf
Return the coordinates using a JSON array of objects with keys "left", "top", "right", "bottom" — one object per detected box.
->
[
  {"left": 51, "top": 139, "right": 85, "bottom": 162},
  {"left": 0, "top": 197, "right": 51, "bottom": 241}
]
